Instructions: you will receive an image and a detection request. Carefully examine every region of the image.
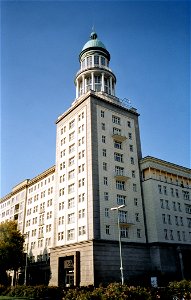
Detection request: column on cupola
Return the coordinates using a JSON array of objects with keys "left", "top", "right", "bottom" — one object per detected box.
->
[
  {"left": 82, "top": 75, "right": 85, "bottom": 94},
  {"left": 91, "top": 72, "right": 94, "bottom": 91},
  {"left": 110, "top": 76, "right": 113, "bottom": 95},
  {"left": 76, "top": 79, "right": 79, "bottom": 98},
  {"left": 101, "top": 73, "right": 104, "bottom": 92}
]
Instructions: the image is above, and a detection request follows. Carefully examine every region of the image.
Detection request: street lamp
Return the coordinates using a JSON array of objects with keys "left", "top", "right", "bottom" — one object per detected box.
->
[{"left": 111, "top": 204, "right": 125, "bottom": 285}]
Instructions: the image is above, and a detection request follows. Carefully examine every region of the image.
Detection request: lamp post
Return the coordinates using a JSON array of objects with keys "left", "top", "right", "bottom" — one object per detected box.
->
[
  {"left": 111, "top": 204, "right": 125, "bottom": 285},
  {"left": 24, "top": 233, "right": 29, "bottom": 285}
]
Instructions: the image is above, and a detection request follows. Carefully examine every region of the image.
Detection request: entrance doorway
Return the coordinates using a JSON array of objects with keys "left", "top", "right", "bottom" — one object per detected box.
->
[{"left": 59, "top": 256, "right": 74, "bottom": 288}]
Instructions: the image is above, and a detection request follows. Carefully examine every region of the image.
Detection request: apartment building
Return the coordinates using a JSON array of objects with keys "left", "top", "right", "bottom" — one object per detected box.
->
[
  {"left": 140, "top": 156, "right": 191, "bottom": 281},
  {"left": 0, "top": 32, "right": 190, "bottom": 287}
]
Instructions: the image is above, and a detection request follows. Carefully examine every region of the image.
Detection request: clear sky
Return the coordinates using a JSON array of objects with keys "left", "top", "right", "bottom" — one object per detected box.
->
[{"left": 1, "top": 0, "right": 190, "bottom": 197}]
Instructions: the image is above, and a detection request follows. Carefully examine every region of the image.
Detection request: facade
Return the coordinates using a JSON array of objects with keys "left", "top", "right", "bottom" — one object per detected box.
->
[{"left": 0, "top": 32, "right": 191, "bottom": 287}]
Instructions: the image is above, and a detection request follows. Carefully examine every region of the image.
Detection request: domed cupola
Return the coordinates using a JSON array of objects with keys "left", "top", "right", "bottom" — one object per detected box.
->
[{"left": 75, "top": 32, "right": 116, "bottom": 99}]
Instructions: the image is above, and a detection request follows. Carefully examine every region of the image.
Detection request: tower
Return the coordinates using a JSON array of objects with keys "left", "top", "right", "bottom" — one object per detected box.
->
[{"left": 50, "top": 32, "right": 150, "bottom": 287}]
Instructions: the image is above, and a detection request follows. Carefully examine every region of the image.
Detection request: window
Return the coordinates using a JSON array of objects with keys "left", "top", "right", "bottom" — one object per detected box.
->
[
  {"left": 101, "top": 110, "right": 105, "bottom": 118},
  {"left": 103, "top": 149, "right": 107, "bottom": 157},
  {"left": 105, "top": 208, "right": 109, "bottom": 217},
  {"left": 112, "top": 115, "right": 121, "bottom": 125},
  {"left": 79, "top": 209, "right": 85, "bottom": 218},
  {"left": 117, "top": 194, "right": 126, "bottom": 205},
  {"left": 165, "top": 200, "right": 170, "bottom": 210},
  {"left": 113, "top": 127, "right": 121, "bottom": 135},
  {"left": 59, "top": 188, "right": 65, "bottom": 196},
  {"left": 59, "top": 202, "right": 64, "bottom": 210},
  {"left": 116, "top": 181, "right": 125, "bottom": 190},
  {"left": 60, "top": 150, "right": 66, "bottom": 158},
  {"left": 132, "top": 170, "right": 135, "bottom": 178},
  {"left": 104, "top": 177, "right": 108, "bottom": 185},
  {"left": 134, "top": 198, "right": 138, "bottom": 206},
  {"left": 162, "top": 214, "right": 166, "bottom": 224},
  {"left": 115, "top": 166, "right": 124, "bottom": 176},
  {"left": 135, "top": 213, "right": 140, "bottom": 222},
  {"left": 127, "top": 121, "right": 131, "bottom": 128},
  {"left": 182, "top": 231, "right": 186, "bottom": 241},
  {"left": 114, "top": 141, "right": 122, "bottom": 149},
  {"left": 47, "top": 211, "right": 52, "bottom": 219},
  {"left": 68, "top": 213, "right": 75, "bottom": 224},
  {"left": 180, "top": 217, "right": 184, "bottom": 226},
  {"left": 102, "top": 135, "right": 106, "bottom": 143},
  {"left": 69, "top": 144, "right": 75, "bottom": 154},
  {"left": 173, "top": 201, "right": 177, "bottom": 211},
  {"left": 133, "top": 183, "right": 137, "bottom": 192},
  {"left": 185, "top": 204, "right": 191, "bottom": 214},
  {"left": 160, "top": 199, "right": 164, "bottom": 208},
  {"left": 129, "top": 145, "right": 133, "bottom": 152},
  {"left": 175, "top": 189, "right": 179, "bottom": 198},
  {"left": 69, "top": 131, "right": 75, "bottom": 141},
  {"left": 101, "top": 123, "right": 105, "bottom": 130},
  {"left": 68, "top": 198, "right": 75, "bottom": 209},
  {"left": 103, "top": 162, "right": 107, "bottom": 171},
  {"left": 164, "top": 229, "right": 168, "bottom": 240},
  {"left": 178, "top": 202, "right": 182, "bottom": 212},
  {"left": 58, "top": 232, "right": 64, "bottom": 241},
  {"left": 163, "top": 186, "right": 167, "bottom": 195},
  {"left": 177, "top": 231, "right": 181, "bottom": 241},
  {"left": 119, "top": 211, "right": 127, "bottom": 223},
  {"left": 94, "top": 55, "right": 99, "bottom": 65},
  {"left": 67, "top": 229, "right": 74, "bottom": 241},
  {"left": 168, "top": 214, "right": 171, "bottom": 225},
  {"left": 69, "top": 156, "right": 75, "bottom": 166},
  {"left": 170, "top": 230, "right": 174, "bottom": 240},
  {"left": 101, "top": 56, "right": 105, "bottom": 66},
  {"left": 183, "top": 191, "right": 190, "bottom": 200},
  {"left": 60, "top": 174, "right": 65, "bottom": 183},
  {"left": 114, "top": 152, "right": 123, "bottom": 162},
  {"left": 120, "top": 227, "right": 129, "bottom": 238},
  {"left": 79, "top": 193, "right": 85, "bottom": 202},
  {"left": 171, "top": 188, "right": 174, "bottom": 197},
  {"left": 69, "top": 120, "right": 75, "bottom": 129},
  {"left": 130, "top": 157, "right": 134, "bottom": 165},
  {"left": 104, "top": 192, "right": 109, "bottom": 201},
  {"left": 158, "top": 185, "right": 162, "bottom": 194},
  {"left": 58, "top": 216, "right": 64, "bottom": 225},
  {"left": 175, "top": 216, "right": 179, "bottom": 226},
  {"left": 137, "top": 229, "right": 141, "bottom": 238},
  {"left": 79, "top": 226, "right": 86, "bottom": 236},
  {"left": 128, "top": 133, "right": 132, "bottom": 140},
  {"left": 187, "top": 218, "right": 191, "bottom": 228},
  {"left": 106, "top": 225, "right": 110, "bottom": 235},
  {"left": 68, "top": 170, "right": 75, "bottom": 180},
  {"left": 68, "top": 184, "right": 75, "bottom": 194}
]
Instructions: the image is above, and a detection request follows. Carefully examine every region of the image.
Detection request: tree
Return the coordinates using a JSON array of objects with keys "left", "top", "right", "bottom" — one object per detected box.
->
[{"left": 0, "top": 220, "right": 25, "bottom": 285}]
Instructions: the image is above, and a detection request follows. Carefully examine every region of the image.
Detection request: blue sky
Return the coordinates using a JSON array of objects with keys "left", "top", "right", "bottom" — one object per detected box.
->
[{"left": 1, "top": 1, "right": 190, "bottom": 197}]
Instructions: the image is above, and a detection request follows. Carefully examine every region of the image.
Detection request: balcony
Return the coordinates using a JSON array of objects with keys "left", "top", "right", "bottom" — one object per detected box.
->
[
  {"left": 114, "top": 171, "right": 130, "bottom": 181},
  {"left": 119, "top": 220, "right": 134, "bottom": 227},
  {"left": 112, "top": 132, "right": 127, "bottom": 142}
]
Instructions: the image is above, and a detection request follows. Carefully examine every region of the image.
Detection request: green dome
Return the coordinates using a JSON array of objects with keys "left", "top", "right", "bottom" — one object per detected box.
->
[{"left": 82, "top": 32, "right": 106, "bottom": 51}]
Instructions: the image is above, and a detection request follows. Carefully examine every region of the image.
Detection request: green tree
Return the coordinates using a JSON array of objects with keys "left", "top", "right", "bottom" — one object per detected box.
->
[{"left": 0, "top": 220, "right": 25, "bottom": 285}]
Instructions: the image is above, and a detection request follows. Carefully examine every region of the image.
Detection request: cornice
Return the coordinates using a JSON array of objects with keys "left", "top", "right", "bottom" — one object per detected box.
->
[
  {"left": 140, "top": 156, "right": 191, "bottom": 175},
  {"left": 56, "top": 90, "right": 139, "bottom": 124}
]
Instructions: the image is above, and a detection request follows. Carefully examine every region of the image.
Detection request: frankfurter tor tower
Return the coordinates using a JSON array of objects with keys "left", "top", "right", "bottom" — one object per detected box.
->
[{"left": 50, "top": 31, "right": 149, "bottom": 286}]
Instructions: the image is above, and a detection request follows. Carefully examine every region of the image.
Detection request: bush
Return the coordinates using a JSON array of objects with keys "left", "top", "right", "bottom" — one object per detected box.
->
[
  {"left": 6, "top": 285, "right": 62, "bottom": 299},
  {"left": 167, "top": 280, "right": 191, "bottom": 300},
  {"left": 0, "top": 285, "right": 7, "bottom": 296}
]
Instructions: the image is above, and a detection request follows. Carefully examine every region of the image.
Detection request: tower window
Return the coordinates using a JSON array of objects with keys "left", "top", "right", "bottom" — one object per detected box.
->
[
  {"left": 101, "top": 56, "right": 106, "bottom": 66},
  {"left": 94, "top": 55, "right": 99, "bottom": 65}
]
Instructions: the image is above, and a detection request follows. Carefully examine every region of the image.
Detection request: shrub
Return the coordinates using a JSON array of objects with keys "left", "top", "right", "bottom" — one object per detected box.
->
[
  {"left": 6, "top": 285, "right": 62, "bottom": 299},
  {"left": 167, "top": 280, "right": 191, "bottom": 300},
  {"left": 0, "top": 284, "right": 7, "bottom": 296}
]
